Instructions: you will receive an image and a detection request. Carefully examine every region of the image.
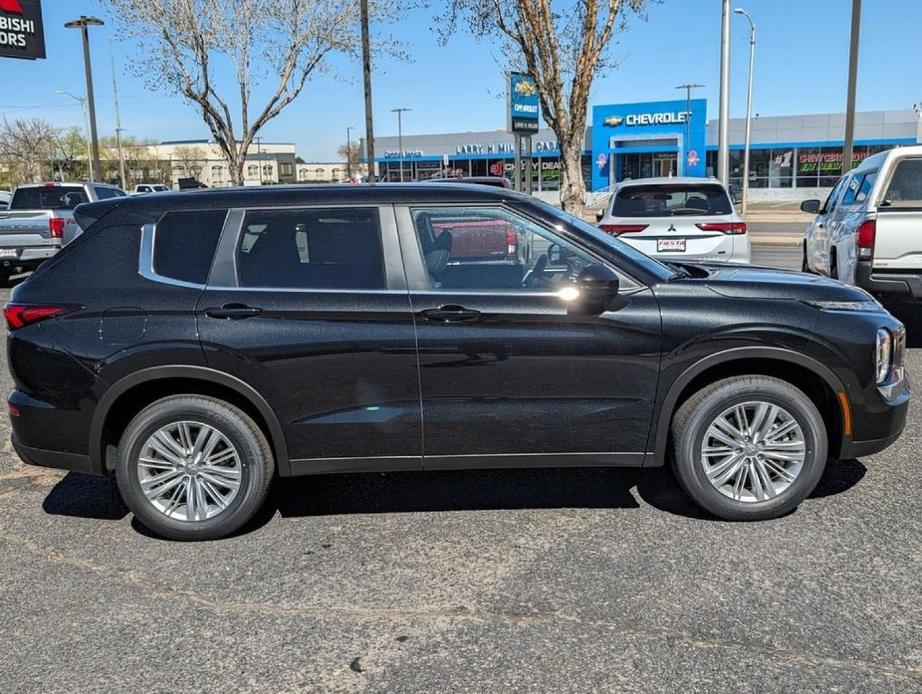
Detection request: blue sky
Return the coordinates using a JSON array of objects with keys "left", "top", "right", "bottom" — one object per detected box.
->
[{"left": 2, "top": 0, "right": 920, "bottom": 160}]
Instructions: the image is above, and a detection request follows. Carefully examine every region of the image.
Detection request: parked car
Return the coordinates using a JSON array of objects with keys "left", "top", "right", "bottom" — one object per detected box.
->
[
  {"left": 132, "top": 183, "right": 171, "bottom": 195},
  {"left": 0, "top": 191, "right": 10, "bottom": 211},
  {"left": 6, "top": 184, "right": 908, "bottom": 540},
  {"left": 802, "top": 146, "right": 922, "bottom": 303},
  {"left": 0, "top": 182, "right": 125, "bottom": 284},
  {"left": 597, "top": 177, "right": 751, "bottom": 264},
  {"left": 427, "top": 175, "right": 513, "bottom": 189}
]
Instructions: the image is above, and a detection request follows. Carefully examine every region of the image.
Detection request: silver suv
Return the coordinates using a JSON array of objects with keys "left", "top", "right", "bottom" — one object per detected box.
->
[{"left": 802, "top": 145, "right": 922, "bottom": 303}]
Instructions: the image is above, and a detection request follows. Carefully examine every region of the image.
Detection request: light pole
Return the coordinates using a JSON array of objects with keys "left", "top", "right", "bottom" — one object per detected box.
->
[
  {"left": 64, "top": 16, "right": 104, "bottom": 182},
  {"left": 109, "top": 38, "right": 127, "bottom": 189},
  {"left": 360, "top": 0, "right": 375, "bottom": 182},
  {"left": 734, "top": 8, "right": 755, "bottom": 215},
  {"left": 391, "top": 107, "right": 411, "bottom": 182},
  {"left": 675, "top": 83, "right": 704, "bottom": 175},
  {"left": 842, "top": 0, "right": 862, "bottom": 174},
  {"left": 346, "top": 126, "right": 354, "bottom": 180},
  {"left": 56, "top": 90, "right": 94, "bottom": 182},
  {"left": 717, "top": 0, "right": 731, "bottom": 184}
]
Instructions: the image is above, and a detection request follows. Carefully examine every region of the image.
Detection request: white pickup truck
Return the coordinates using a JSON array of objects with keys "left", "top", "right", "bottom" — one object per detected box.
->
[
  {"left": 0, "top": 182, "right": 125, "bottom": 284},
  {"left": 802, "top": 145, "right": 922, "bottom": 304}
]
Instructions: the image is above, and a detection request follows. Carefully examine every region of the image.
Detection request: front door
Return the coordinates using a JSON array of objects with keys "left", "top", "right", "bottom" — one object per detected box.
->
[
  {"left": 395, "top": 203, "right": 662, "bottom": 469},
  {"left": 652, "top": 155, "right": 677, "bottom": 178},
  {"left": 196, "top": 205, "right": 422, "bottom": 473}
]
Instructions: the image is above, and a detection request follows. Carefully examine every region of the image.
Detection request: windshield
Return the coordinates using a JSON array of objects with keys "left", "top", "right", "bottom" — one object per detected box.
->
[
  {"left": 526, "top": 198, "right": 676, "bottom": 281},
  {"left": 613, "top": 183, "right": 733, "bottom": 217}
]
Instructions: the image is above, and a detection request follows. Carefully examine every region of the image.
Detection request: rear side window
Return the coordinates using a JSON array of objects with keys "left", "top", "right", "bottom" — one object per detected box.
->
[
  {"left": 612, "top": 184, "right": 732, "bottom": 216},
  {"left": 236, "top": 207, "right": 385, "bottom": 290},
  {"left": 153, "top": 209, "right": 227, "bottom": 284},
  {"left": 841, "top": 171, "right": 877, "bottom": 205},
  {"left": 882, "top": 158, "right": 922, "bottom": 207},
  {"left": 10, "top": 185, "right": 86, "bottom": 210},
  {"left": 94, "top": 186, "right": 125, "bottom": 200}
]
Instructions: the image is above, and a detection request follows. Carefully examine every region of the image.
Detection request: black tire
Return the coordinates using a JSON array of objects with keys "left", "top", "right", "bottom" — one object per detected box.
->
[
  {"left": 801, "top": 243, "right": 810, "bottom": 273},
  {"left": 829, "top": 249, "right": 839, "bottom": 280},
  {"left": 671, "top": 376, "right": 827, "bottom": 521},
  {"left": 0, "top": 271, "right": 9, "bottom": 288},
  {"left": 115, "top": 395, "right": 274, "bottom": 541}
]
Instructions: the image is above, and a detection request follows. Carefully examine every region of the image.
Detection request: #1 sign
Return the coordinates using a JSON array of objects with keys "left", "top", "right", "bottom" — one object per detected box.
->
[{"left": 0, "top": 0, "right": 45, "bottom": 61}]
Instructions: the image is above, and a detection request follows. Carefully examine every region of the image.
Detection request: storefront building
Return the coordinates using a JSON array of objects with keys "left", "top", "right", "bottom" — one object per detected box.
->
[{"left": 369, "top": 99, "right": 922, "bottom": 198}]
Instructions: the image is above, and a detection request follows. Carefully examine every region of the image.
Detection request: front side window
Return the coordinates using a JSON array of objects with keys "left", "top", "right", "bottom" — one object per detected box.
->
[
  {"left": 612, "top": 184, "right": 733, "bottom": 217},
  {"left": 822, "top": 176, "right": 846, "bottom": 213},
  {"left": 236, "top": 207, "right": 385, "bottom": 290},
  {"left": 882, "top": 158, "right": 922, "bottom": 207},
  {"left": 153, "top": 209, "right": 228, "bottom": 284},
  {"left": 410, "top": 206, "right": 601, "bottom": 292}
]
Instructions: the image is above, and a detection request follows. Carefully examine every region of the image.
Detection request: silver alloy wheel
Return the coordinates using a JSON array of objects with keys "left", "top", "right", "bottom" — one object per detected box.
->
[
  {"left": 700, "top": 401, "right": 806, "bottom": 503},
  {"left": 137, "top": 420, "right": 242, "bottom": 522}
]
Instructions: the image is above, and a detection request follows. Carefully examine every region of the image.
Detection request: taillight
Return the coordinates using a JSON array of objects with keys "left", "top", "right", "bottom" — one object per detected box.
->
[
  {"left": 49, "top": 218, "right": 67, "bottom": 239},
  {"left": 505, "top": 229, "right": 517, "bottom": 260},
  {"left": 695, "top": 222, "right": 747, "bottom": 235},
  {"left": 599, "top": 224, "right": 648, "bottom": 235},
  {"left": 3, "top": 303, "right": 74, "bottom": 330},
  {"left": 857, "top": 219, "right": 876, "bottom": 260}
]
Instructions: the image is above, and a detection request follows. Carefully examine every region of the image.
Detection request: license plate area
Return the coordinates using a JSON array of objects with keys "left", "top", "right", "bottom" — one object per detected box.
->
[
  {"left": 0, "top": 249, "right": 18, "bottom": 258},
  {"left": 657, "top": 239, "right": 686, "bottom": 252}
]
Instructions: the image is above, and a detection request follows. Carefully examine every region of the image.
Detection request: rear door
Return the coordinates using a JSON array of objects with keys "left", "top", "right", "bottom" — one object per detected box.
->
[
  {"left": 874, "top": 156, "right": 922, "bottom": 271},
  {"left": 196, "top": 204, "right": 422, "bottom": 474},
  {"left": 603, "top": 183, "right": 739, "bottom": 262}
]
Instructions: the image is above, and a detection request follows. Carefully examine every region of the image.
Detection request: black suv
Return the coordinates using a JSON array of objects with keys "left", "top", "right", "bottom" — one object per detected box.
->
[{"left": 5, "top": 185, "right": 910, "bottom": 540}]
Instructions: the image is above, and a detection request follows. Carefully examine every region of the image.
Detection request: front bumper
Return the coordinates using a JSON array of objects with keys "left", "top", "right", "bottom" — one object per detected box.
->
[{"left": 856, "top": 260, "right": 922, "bottom": 300}]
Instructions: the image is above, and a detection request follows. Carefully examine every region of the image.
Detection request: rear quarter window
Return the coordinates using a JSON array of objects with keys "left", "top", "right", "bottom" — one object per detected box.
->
[{"left": 153, "top": 209, "right": 228, "bottom": 285}]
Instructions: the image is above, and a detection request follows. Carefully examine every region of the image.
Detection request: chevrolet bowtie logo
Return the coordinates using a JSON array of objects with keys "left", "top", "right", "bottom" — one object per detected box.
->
[
  {"left": 0, "top": 0, "right": 23, "bottom": 13},
  {"left": 603, "top": 115, "right": 624, "bottom": 127}
]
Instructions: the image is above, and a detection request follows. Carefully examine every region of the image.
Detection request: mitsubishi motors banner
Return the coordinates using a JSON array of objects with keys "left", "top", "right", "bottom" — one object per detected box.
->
[{"left": 0, "top": 0, "right": 45, "bottom": 61}]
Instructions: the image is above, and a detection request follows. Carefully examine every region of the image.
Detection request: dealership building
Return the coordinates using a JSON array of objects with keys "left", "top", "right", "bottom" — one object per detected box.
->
[{"left": 370, "top": 98, "right": 921, "bottom": 199}]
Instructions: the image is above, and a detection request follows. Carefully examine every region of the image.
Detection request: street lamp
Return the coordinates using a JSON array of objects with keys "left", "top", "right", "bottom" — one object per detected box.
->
[
  {"left": 391, "top": 107, "right": 411, "bottom": 182},
  {"left": 55, "top": 90, "right": 94, "bottom": 182},
  {"left": 64, "top": 16, "right": 104, "bottom": 182},
  {"left": 734, "top": 8, "right": 756, "bottom": 215},
  {"left": 346, "top": 126, "right": 354, "bottom": 180},
  {"left": 675, "top": 83, "right": 705, "bottom": 175}
]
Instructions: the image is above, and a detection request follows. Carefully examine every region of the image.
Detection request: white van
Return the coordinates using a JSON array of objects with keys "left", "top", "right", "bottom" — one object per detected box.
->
[{"left": 802, "top": 146, "right": 922, "bottom": 302}]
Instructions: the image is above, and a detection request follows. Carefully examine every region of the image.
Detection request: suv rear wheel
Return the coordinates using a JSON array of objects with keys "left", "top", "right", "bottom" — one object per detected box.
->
[
  {"left": 671, "top": 376, "right": 827, "bottom": 520},
  {"left": 115, "top": 395, "right": 274, "bottom": 540}
]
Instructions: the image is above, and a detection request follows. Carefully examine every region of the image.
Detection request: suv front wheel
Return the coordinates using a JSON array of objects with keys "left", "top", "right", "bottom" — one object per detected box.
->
[
  {"left": 115, "top": 395, "right": 274, "bottom": 540},
  {"left": 671, "top": 376, "right": 827, "bottom": 520}
]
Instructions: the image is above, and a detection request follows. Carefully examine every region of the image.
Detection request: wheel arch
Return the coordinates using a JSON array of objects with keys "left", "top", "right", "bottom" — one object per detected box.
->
[
  {"left": 90, "top": 365, "right": 290, "bottom": 476},
  {"left": 649, "top": 347, "right": 848, "bottom": 466}
]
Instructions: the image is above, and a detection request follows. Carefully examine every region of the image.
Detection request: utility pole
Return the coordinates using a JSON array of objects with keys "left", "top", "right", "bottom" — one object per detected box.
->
[
  {"left": 675, "top": 83, "right": 704, "bottom": 175},
  {"left": 716, "top": 0, "right": 731, "bottom": 184},
  {"left": 109, "top": 38, "right": 127, "bottom": 189},
  {"left": 842, "top": 0, "right": 862, "bottom": 174},
  {"left": 346, "top": 126, "right": 354, "bottom": 179},
  {"left": 65, "top": 16, "right": 104, "bottom": 182},
  {"left": 360, "top": 0, "right": 375, "bottom": 182},
  {"left": 734, "top": 8, "right": 756, "bottom": 215},
  {"left": 391, "top": 107, "right": 410, "bottom": 182}
]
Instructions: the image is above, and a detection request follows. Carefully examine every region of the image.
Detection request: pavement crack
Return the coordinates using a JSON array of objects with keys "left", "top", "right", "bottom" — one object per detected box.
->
[{"left": 4, "top": 531, "right": 921, "bottom": 683}]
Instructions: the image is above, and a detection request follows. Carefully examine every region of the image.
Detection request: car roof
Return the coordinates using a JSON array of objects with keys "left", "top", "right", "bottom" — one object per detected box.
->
[
  {"left": 617, "top": 176, "right": 725, "bottom": 188},
  {"left": 74, "top": 183, "right": 537, "bottom": 227}
]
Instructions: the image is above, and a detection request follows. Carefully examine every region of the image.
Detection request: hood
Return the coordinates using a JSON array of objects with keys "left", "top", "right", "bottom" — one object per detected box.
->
[{"left": 675, "top": 262, "right": 874, "bottom": 302}]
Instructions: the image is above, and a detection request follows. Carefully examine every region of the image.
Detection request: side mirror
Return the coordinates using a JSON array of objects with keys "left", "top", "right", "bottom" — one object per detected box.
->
[
  {"left": 800, "top": 199, "right": 821, "bottom": 214},
  {"left": 595, "top": 209, "right": 604, "bottom": 222},
  {"left": 568, "top": 263, "right": 619, "bottom": 314}
]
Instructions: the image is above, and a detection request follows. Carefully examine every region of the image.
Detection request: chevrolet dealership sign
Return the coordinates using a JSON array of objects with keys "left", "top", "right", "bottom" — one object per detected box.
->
[
  {"left": 605, "top": 111, "right": 690, "bottom": 127},
  {"left": 0, "top": 0, "right": 45, "bottom": 61}
]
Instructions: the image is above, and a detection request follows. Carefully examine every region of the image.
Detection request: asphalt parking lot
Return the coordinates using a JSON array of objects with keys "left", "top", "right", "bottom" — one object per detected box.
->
[{"left": 1, "top": 241, "right": 920, "bottom": 693}]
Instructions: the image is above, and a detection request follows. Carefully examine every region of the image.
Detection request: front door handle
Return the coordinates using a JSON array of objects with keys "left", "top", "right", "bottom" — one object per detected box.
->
[
  {"left": 204, "top": 303, "right": 263, "bottom": 319},
  {"left": 420, "top": 305, "right": 482, "bottom": 323}
]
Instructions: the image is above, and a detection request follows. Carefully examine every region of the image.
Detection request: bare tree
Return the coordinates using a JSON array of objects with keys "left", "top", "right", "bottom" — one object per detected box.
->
[
  {"left": 0, "top": 117, "right": 58, "bottom": 185},
  {"left": 439, "top": 0, "right": 652, "bottom": 212},
  {"left": 54, "top": 126, "right": 90, "bottom": 181},
  {"left": 105, "top": 0, "right": 406, "bottom": 185},
  {"left": 172, "top": 145, "right": 208, "bottom": 181},
  {"left": 337, "top": 141, "right": 366, "bottom": 177}
]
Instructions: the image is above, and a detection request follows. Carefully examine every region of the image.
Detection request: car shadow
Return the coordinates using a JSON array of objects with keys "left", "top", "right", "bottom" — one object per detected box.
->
[{"left": 41, "top": 457, "right": 868, "bottom": 537}]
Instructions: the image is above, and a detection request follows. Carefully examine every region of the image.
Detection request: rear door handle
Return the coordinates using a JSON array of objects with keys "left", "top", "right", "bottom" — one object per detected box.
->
[
  {"left": 204, "top": 303, "right": 263, "bottom": 319},
  {"left": 420, "top": 305, "right": 482, "bottom": 323}
]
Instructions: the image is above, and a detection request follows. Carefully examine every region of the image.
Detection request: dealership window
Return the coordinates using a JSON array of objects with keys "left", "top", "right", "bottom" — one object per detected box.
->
[
  {"left": 280, "top": 162, "right": 293, "bottom": 177},
  {"left": 262, "top": 164, "right": 273, "bottom": 177},
  {"left": 247, "top": 164, "right": 259, "bottom": 178}
]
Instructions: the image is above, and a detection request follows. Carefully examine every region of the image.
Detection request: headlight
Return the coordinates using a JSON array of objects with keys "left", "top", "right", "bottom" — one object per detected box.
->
[
  {"left": 876, "top": 328, "right": 892, "bottom": 385},
  {"left": 805, "top": 299, "right": 882, "bottom": 312}
]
